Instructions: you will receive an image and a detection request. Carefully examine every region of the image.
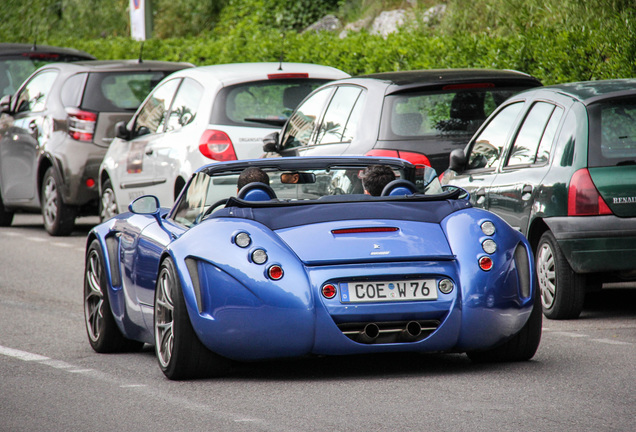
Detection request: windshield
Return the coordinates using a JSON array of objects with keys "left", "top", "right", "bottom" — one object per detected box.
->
[
  {"left": 588, "top": 97, "right": 636, "bottom": 167},
  {"left": 170, "top": 163, "right": 443, "bottom": 228},
  {"left": 210, "top": 79, "right": 330, "bottom": 128},
  {"left": 380, "top": 87, "right": 530, "bottom": 140}
]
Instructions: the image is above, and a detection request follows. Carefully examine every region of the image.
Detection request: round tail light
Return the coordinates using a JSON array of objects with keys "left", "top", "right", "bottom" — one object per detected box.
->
[
  {"left": 267, "top": 265, "right": 283, "bottom": 280},
  {"left": 322, "top": 283, "right": 337, "bottom": 299},
  {"left": 479, "top": 256, "right": 493, "bottom": 271}
]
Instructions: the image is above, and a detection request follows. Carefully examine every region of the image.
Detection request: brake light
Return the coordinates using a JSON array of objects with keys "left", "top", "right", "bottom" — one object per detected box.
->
[
  {"left": 66, "top": 108, "right": 96, "bottom": 142},
  {"left": 567, "top": 168, "right": 612, "bottom": 216},
  {"left": 365, "top": 149, "right": 431, "bottom": 167},
  {"left": 267, "top": 73, "right": 309, "bottom": 79},
  {"left": 442, "top": 83, "right": 495, "bottom": 90},
  {"left": 198, "top": 130, "right": 237, "bottom": 161},
  {"left": 332, "top": 227, "right": 399, "bottom": 235}
]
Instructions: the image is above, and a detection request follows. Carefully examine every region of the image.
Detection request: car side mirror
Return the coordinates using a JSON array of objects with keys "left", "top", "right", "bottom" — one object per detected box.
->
[
  {"left": 115, "top": 120, "right": 130, "bottom": 140},
  {"left": 0, "top": 95, "right": 12, "bottom": 114},
  {"left": 449, "top": 148, "right": 467, "bottom": 173},
  {"left": 262, "top": 131, "right": 280, "bottom": 153},
  {"left": 129, "top": 195, "right": 160, "bottom": 214}
]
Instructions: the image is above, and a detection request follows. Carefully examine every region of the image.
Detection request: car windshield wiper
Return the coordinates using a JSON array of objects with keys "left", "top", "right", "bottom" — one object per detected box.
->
[
  {"left": 616, "top": 160, "right": 636, "bottom": 166},
  {"left": 244, "top": 117, "right": 286, "bottom": 127}
]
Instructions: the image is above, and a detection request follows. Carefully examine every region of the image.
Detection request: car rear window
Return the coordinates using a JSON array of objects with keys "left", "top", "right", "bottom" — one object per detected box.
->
[
  {"left": 210, "top": 79, "right": 330, "bottom": 128},
  {"left": 379, "top": 86, "right": 533, "bottom": 140},
  {"left": 588, "top": 97, "right": 636, "bottom": 167},
  {"left": 80, "top": 71, "right": 169, "bottom": 112}
]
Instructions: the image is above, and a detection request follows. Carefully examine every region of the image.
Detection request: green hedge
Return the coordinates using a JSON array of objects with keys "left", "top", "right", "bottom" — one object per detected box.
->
[{"left": 45, "top": 20, "right": 636, "bottom": 86}]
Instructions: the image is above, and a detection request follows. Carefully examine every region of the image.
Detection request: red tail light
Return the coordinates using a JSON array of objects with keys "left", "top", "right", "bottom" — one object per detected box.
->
[
  {"left": 567, "top": 168, "right": 612, "bottom": 216},
  {"left": 66, "top": 108, "right": 96, "bottom": 142},
  {"left": 365, "top": 149, "right": 431, "bottom": 167},
  {"left": 267, "top": 73, "right": 309, "bottom": 79},
  {"left": 331, "top": 227, "right": 399, "bottom": 235},
  {"left": 198, "top": 130, "right": 237, "bottom": 161}
]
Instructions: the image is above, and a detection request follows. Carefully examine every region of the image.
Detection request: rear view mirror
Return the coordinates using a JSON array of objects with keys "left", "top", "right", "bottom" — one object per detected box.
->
[
  {"left": 262, "top": 132, "right": 280, "bottom": 153},
  {"left": 115, "top": 120, "right": 131, "bottom": 140},
  {"left": 0, "top": 95, "right": 12, "bottom": 114},
  {"left": 449, "top": 148, "right": 467, "bottom": 173}
]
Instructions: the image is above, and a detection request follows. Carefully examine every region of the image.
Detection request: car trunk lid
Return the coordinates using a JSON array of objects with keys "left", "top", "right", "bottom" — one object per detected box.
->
[{"left": 590, "top": 165, "right": 636, "bottom": 217}]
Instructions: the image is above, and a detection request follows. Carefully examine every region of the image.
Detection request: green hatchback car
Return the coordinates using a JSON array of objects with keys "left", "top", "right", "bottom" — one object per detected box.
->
[{"left": 442, "top": 79, "right": 636, "bottom": 319}]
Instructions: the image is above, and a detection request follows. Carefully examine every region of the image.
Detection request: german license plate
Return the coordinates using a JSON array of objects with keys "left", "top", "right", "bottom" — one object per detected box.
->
[{"left": 339, "top": 279, "right": 437, "bottom": 303}]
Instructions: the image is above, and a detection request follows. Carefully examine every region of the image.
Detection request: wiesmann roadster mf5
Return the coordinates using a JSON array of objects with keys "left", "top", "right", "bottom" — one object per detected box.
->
[{"left": 84, "top": 156, "right": 541, "bottom": 379}]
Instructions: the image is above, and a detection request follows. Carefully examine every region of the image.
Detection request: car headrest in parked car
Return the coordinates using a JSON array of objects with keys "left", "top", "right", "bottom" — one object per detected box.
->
[
  {"left": 237, "top": 182, "right": 277, "bottom": 201},
  {"left": 381, "top": 179, "right": 418, "bottom": 196}
]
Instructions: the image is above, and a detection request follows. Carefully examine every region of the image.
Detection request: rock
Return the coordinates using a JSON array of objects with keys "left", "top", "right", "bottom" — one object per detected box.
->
[
  {"left": 303, "top": 14, "right": 342, "bottom": 33},
  {"left": 422, "top": 4, "right": 446, "bottom": 25},
  {"left": 371, "top": 10, "right": 408, "bottom": 38}
]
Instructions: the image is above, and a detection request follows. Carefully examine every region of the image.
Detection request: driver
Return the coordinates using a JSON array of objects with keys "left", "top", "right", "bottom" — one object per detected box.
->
[
  {"left": 361, "top": 165, "right": 396, "bottom": 196},
  {"left": 237, "top": 167, "right": 270, "bottom": 191}
]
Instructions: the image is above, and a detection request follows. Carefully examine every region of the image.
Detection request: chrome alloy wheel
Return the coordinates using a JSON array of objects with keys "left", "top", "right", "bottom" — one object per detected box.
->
[
  {"left": 536, "top": 242, "right": 556, "bottom": 310},
  {"left": 100, "top": 187, "right": 118, "bottom": 221},
  {"left": 155, "top": 267, "right": 175, "bottom": 369},
  {"left": 84, "top": 248, "right": 105, "bottom": 342},
  {"left": 42, "top": 174, "right": 59, "bottom": 227}
]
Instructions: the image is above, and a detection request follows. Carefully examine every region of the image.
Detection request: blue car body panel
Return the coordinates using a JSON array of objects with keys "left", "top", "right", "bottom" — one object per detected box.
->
[{"left": 88, "top": 157, "right": 537, "bottom": 362}]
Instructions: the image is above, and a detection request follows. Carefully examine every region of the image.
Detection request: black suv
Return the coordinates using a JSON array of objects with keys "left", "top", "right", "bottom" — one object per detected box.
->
[
  {"left": 0, "top": 43, "right": 95, "bottom": 98},
  {"left": 263, "top": 69, "right": 542, "bottom": 174},
  {"left": 0, "top": 60, "right": 192, "bottom": 235}
]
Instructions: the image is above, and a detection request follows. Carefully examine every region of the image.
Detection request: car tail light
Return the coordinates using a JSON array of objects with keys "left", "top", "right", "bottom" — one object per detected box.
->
[
  {"left": 479, "top": 256, "right": 493, "bottom": 271},
  {"left": 442, "top": 83, "right": 495, "bottom": 90},
  {"left": 199, "top": 130, "right": 238, "bottom": 161},
  {"left": 331, "top": 227, "right": 398, "bottom": 235},
  {"left": 322, "top": 283, "right": 337, "bottom": 299},
  {"left": 567, "top": 168, "right": 612, "bottom": 216},
  {"left": 267, "top": 73, "right": 309, "bottom": 79},
  {"left": 365, "top": 149, "right": 431, "bottom": 167},
  {"left": 66, "top": 108, "right": 97, "bottom": 142},
  {"left": 268, "top": 265, "right": 284, "bottom": 280}
]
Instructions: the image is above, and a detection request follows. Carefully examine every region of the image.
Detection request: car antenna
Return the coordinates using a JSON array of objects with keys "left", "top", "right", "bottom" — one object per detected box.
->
[
  {"left": 32, "top": 37, "right": 37, "bottom": 51},
  {"left": 138, "top": 42, "right": 144, "bottom": 64},
  {"left": 587, "top": 43, "right": 606, "bottom": 80},
  {"left": 278, "top": 33, "right": 285, "bottom": 70}
]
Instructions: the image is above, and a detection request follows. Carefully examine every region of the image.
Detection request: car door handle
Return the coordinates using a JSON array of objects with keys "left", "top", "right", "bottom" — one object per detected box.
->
[
  {"left": 145, "top": 149, "right": 154, "bottom": 156},
  {"left": 522, "top": 185, "right": 533, "bottom": 200}
]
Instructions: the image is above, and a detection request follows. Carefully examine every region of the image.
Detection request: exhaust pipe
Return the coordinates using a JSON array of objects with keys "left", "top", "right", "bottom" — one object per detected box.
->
[
  {"left": 357, "top": 323, "right": 380, "bottom": 343},
  {"left": 400, "top": 321, "right": 422, "bottom": 342}
]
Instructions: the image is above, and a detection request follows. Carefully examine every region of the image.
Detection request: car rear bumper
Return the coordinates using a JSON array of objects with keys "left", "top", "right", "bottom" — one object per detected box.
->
[{"left": 545, "top": 215, "right": 636, "bottom": 273}]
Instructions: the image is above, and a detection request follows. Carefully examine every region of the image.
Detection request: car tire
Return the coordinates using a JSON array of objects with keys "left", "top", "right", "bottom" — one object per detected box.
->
[
  {"left": 84, "top": 239, "right": 144, "bottom": 353},
  {"left": 536, "top": 231, "right": 585, "bottom": 319},
  {"left": 99, "top": 179, "right": 118, "bottom": 222},
  {"left": 154, "top": 257, "right": 230, "bottom": 380},
  {"left": 41, "top": 167, "right": 76, "bottom": 236},
  {"left": 0, "top": 190, "right": 14, "bottom": 226},
  {"left": 467, "top": 287, "right": 542, "bottom": 363}
]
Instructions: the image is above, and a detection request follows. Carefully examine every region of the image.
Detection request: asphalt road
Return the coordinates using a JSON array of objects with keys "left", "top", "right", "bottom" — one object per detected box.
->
[{"left": 1, "top": 214, "right": 634, "bottom": 432}]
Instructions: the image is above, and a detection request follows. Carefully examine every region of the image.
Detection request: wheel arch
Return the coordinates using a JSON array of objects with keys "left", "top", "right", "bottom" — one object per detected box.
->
[{"left": 527, "top": 217, "right": 549, "bottom": 253}]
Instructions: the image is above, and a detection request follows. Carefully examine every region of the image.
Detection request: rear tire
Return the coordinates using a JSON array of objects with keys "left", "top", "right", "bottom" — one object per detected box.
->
[
  {"left": 536, "top": 231, "right": 585, "bottom": 319},
  {"left": 99, "top": 179, "right": 118, "bottom": 222},
  {"left": 467, "top": 288, "right": 542, "bottom": 363},
  {"left": 0, "top": 190, "right": 14, "bottom": 226},
  {"left": 41, "top": 167, "right": 76, "bottom": 236},
  {"left": 84, "top": 239, "right": 144, "bottom": 353},
  {"left": 154, "top": 257, "right": 230, "bottom": 380}
]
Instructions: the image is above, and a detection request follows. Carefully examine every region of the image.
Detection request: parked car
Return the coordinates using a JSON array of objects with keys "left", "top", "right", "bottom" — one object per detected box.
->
[
  {"left": 84, "top": 156, "right": 541, "bottom": 380},
  {"left": 262, "top": 69, "right": 542, "bottom": 174},
  {"left": 441, "top": 79, "right": 636, "bottom": 319},
  {"left": 0, "top": 60, "right": 192, "bottom": 235},
  {"left": 98, "top": 62, "right": 349, "bottom": 221},
  {"left": 0, "top": 43, "right": 95, "bottom": 98}
]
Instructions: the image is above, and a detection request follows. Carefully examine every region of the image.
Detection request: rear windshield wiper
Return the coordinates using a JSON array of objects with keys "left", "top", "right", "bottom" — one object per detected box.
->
[{"left": 244, "top": 117, "right": 286, "bottom": 127}]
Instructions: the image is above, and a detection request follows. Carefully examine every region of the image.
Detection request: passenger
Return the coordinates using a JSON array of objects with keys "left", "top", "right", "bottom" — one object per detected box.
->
[
  {"left": 237, "top": 167, "right": 270, "bottom": 191},
  {"left": 361, "top": 165, "right": 396, "bottom": 196}
]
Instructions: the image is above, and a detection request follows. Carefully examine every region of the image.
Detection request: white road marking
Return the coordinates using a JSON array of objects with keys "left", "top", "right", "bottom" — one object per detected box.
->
[
  {"left": 590, "top": 338, "right": 632, "bottom": 346},
  {"left": 0, "top": 345, "right": 49, "bottom": 361}
]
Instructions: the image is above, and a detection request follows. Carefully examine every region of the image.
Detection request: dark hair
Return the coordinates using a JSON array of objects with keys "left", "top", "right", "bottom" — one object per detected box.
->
[
  {"left": 237, "top": 167, "right": 270, "bottom": 190},
  {"left": 361, "top": 165, "right": 396, "bottom": 196}
]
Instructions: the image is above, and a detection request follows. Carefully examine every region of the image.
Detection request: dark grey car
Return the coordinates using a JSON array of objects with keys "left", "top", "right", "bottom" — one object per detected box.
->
[{"left": 0, "top": 60, "right": 192, "bottom": 235}]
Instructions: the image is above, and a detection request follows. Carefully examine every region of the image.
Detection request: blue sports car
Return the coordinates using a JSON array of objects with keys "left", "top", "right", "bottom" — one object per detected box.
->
[{"left": 84, "top": 157, "right": 541, "bottom": 380}]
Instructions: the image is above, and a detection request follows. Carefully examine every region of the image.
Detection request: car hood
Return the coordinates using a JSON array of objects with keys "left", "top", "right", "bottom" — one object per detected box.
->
[
  {"left": 590, "top": 166, "right": 636, "bottom": 217},
  {"left": 276, "top": 220, "right": 454, "bottom": 265}
]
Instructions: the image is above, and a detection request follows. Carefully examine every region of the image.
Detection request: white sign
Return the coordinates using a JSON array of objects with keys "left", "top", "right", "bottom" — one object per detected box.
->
[{"left": 130, "top": 0, "right": 150, "bottom": 41}]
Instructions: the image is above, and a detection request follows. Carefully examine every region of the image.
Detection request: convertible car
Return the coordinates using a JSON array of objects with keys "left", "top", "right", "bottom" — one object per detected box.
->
[{"left": 84, "top": 157, "right": 541, "bottom": 379}]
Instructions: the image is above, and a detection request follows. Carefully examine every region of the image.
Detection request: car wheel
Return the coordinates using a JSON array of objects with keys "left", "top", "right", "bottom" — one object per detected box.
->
[
  {"left": 154, "top": 257, "right": 230, "bottom": 380},
  {"left": 41, "top": 167, "right": 76, "bottom": 236},
  {"left": 467, "top": 288, "right": 542, "bottom": 363},
  {"left": 536, "top": 231, "right": 585, "bottom": 319},
  {"left": 100, "top": 179, "right": 118, "bottom": 222},
  {"left": 84, "top": 239, "right": 144, "bottom": 353},
  {"left": 0, "top": 190, "right": 14, "bottom": 226}
]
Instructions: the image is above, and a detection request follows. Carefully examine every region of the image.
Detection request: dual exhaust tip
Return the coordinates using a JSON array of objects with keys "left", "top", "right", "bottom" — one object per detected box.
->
[{"left": 357, "top": 321, "right": 422, "bottom": 344}]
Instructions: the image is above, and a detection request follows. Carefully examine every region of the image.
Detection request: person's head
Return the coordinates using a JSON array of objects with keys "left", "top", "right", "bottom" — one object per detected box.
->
[
  {"left": 361, "top": 165, "right": 396, "bottom": 196},
  {"left": 237, "top": 167, "right": 270, "bottom": 190}
]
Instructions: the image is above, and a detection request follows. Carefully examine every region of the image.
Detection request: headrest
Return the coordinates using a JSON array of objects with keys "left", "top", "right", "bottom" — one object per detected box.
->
[
  {"left": 237, "top": 182, "right": 277, "bottom": 201},
  {"left": 381, "top": 179, "right": 418, "bottom": 196}
]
